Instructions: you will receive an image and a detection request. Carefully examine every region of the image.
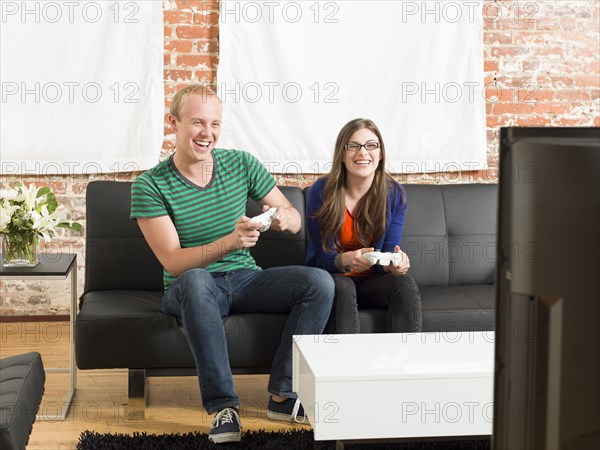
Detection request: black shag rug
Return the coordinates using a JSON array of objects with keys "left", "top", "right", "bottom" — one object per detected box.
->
[{"left": 77, "top": 429, "right": 491, "bottom": 450}]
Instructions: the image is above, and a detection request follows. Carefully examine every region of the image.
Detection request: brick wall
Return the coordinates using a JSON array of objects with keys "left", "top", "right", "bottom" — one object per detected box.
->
[{"left": 1, "top": 0, "right": 598, "bottom": 316}]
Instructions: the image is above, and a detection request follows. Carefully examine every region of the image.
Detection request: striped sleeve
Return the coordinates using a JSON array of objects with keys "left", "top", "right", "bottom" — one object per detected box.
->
[
  {"left": 243, "top": 151, "right": 276, "bottom": 201},
  {"left": 130, "top": 175, "right": 168, "bottom": 219}
]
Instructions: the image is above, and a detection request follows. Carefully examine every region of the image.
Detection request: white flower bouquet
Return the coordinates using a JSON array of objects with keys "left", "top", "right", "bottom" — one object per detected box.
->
[{"left": 0, "top": 182, "right": 81, "bottom": 266}]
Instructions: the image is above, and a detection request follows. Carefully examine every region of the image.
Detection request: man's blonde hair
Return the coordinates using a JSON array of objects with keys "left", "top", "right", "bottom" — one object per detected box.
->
[{"left": 170, "top": 84, "right": 221, "bottom": 121}]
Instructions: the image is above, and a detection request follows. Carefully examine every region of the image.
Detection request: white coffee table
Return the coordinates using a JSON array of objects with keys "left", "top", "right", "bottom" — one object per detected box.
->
[{"left": 292, "top": 332, "right": 494, "bottom": 442}]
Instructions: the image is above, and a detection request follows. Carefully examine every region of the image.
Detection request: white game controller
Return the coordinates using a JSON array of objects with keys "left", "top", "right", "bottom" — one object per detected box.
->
[
  {"left": 249, "top": 207, "right": 277, "bottom": 232},
  {"left": 363, "top": 251, "right": 403, "bottom": 267}
]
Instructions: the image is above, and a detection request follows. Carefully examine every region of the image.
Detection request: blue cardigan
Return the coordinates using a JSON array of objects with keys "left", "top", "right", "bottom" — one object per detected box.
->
[{"left": 304, "top": 177, "right": 407, "bottom": 274}]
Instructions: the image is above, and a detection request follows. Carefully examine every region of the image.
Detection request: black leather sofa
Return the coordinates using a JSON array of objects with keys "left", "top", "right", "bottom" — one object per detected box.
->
[{"left": 75, "top": 181, "right": 497, "bottom": 417}]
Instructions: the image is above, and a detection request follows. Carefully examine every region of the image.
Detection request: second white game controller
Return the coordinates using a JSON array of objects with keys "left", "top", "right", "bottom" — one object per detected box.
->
[
  {"left": 249, "top": 208, "right": 278, "bottom": 232},
  {"left": 363, "top": 251, "right": 404, "bottom": 267}
]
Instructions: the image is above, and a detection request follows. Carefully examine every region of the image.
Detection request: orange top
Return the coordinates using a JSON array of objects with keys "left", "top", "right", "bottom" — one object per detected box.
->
[{"left": 339, "top": 209, "right": 372, "bottom": 277}]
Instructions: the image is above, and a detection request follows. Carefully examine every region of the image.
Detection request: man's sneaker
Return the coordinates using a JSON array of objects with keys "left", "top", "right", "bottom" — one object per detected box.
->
[
  {"left": 267, "top": 396, "right": 306, "bottom": 423},
  {"left": 208, "top": 407, "right": 242, "bottom": 444}
]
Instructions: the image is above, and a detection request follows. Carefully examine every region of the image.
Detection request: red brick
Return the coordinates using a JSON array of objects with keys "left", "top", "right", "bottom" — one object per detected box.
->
[
  {"left": 164, "top": 26, "right": 173, "bottom": 38},
  {"left": 494, "top": 76, "right": 536, "bottom": 86},
  {"left": 553, "top": 4, "right": 593, "bottom": 19},
  {"left": 496, "top": 18, "right": 537, "bottom": 31},
  {"left": 517, "top": 89, "right": 554, "bottom": 103},
  {"left": 484, "top": 84, "right": 515, "bottom": 102},
  {"left": 533, "top": 104, "right": 572, "bottom": 115},
  {"left": 71, "top": 182, "right": 88, "bottom": 196},
  {"left": 165, "top": 40, "right": 194, "bottom": 53},
  {"left": 176, "top": 54, "right": 215, "bottom": 69},
  {"left": 176, "top": 25, "right": 218, "bottom": 39},
  {"left": 513, "top": 32, "right": 549, "bottom": 46},
  {"left": 579, "top": 60, "right": 600, "bottom": 74},
  {"left": 164, "top": 70, "right": 193, "bottom": 82},
  {"left": 193, "top": 11, "right": 219, "bottom": 25},
  {"left": 522, "top": 61, "right": 540, "bottom": 71},
  {"left": 515, "top": 116, "right": 551, "bottom": 126},
  {"left": 164, "top": 10, "right": 193, "bottom": 24},
  {"left": 552, "top": 117, "right": 594, "bottom": 126},
  {"left": 491, "top": 46, "right": 530, "bottom": 58},
  {"left": 554, "top": 90, "right": 592, "bottom": 102},
  {"left": 493, "top": 102, "right": 534, "bottom": 115},
  {"left": 176, "top": 1, "right": 218, "bottom": 12},
  {"left": 46, "top": 182, "right": 67, "bottom": 194},
  {"left": 163, "top": 140, "right": 175, "bottom": 151},
  {"left": 484, "top": 61, "right": 499, "bottom": 72},
  {"left": 194, "top": 71, "right": 217, "bottom": 83},
  {"left": 197, "top": 40, "right": 219, "bottom": 54},
  {"left": 537, "top": 18, "right": 577, "bottom": 31},
  {"left": 571, "top": 47, "right": 600, "bottom": 59},
  {"left": 484, "top": 32, "right": 513, "bottom": 45},
  {"left": 486, "top": 115, "right": 510, "bottom": 128},
  {"left": 573, "top": 75, "right": 600, "bottom": 88},
  {"left": 536, "top": 76, "right": 575, "bottom": 88},
  {"left": 531, "top": 47, "right": 563, "bottom": 58},
  {"left": 164, "top": 84, "right": 178, "bottom": 97}
]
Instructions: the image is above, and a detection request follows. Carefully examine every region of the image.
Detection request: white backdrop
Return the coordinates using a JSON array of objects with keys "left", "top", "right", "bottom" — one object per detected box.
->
[
  {"left": 0, "top": 1, "right": 164, "bottom": 175},
  {"left": 217, "top": 1, "right": 486, "bottom": 174}
]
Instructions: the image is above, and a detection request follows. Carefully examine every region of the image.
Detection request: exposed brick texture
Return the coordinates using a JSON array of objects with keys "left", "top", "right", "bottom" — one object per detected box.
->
[{"left": 1, "top": 0, "right": 598, "bottom": 315}]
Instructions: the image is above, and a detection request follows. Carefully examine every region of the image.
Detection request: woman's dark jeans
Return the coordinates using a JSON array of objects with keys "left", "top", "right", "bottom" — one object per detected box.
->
[{"left": 324, "top": 273, "right": 422, "bottom": 334}]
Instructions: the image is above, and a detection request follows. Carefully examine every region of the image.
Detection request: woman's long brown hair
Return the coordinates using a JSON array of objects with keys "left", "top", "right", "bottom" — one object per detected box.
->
[{"left": 313, "top": 118, "right": 398, "bottom": 252}]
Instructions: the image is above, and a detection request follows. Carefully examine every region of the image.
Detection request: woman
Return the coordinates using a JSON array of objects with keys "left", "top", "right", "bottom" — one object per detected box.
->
[{"left": 305, "top": 118, "right": 422, "bottom": 334}]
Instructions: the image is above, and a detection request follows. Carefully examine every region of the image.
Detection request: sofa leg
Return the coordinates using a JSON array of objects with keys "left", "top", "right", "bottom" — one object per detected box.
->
[{"left": 127, "top": 368, "right": 147, "bottom": 420}]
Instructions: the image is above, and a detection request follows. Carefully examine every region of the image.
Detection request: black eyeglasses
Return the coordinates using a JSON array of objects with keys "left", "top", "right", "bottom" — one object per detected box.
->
[{"left": 344, "top": 142, "right": 380, "bottom": 152}]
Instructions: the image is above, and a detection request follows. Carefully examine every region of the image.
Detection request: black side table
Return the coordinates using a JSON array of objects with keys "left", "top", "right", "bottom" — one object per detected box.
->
[{"left": 1, "top": 253, "right": 77, "bottom": 420}]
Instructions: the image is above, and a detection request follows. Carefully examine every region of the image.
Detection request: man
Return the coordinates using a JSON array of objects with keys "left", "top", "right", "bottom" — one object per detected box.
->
[{"left": 130, "top": 84, "right": 334, "bottom": 444}]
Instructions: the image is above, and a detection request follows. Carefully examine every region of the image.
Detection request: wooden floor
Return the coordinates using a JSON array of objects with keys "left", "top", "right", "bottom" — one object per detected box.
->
[{"left": 0, "top": 322, "right": 310, "bottom": 449}]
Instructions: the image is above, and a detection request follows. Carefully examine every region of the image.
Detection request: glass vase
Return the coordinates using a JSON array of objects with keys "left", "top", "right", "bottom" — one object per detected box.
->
[{"left": 2, "top": 233, "right": 40, "bottom": 267}]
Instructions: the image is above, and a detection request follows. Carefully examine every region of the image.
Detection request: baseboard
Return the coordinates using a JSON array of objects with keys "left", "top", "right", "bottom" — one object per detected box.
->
[{"left": 0, "top": 315, "right": 69, "bottom": 323}]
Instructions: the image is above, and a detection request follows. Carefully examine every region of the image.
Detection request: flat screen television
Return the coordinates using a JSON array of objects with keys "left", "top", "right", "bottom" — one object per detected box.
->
[{"left": 494, "top": 127, "right": 599, "bottom": 449}]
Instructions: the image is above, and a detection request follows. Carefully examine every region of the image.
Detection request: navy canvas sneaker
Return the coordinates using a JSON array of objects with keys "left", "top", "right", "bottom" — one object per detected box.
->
[
  {"left": 208, "top": 407, "right": 242, "bottom": 444},
  {"left": 267, "top": 396, "right": 306, "bottom": 423}
]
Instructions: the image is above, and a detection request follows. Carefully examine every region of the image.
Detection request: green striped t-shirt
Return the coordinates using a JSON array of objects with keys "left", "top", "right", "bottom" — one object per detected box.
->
[{"left": 130, "top": 149, "right": 276, "bottom": 291}]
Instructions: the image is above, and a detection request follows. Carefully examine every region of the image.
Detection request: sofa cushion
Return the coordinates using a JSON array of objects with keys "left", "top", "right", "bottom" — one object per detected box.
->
[
  {"left": 443, "top": 184, "right": 497, "bottom": 285},
  {"left": 402, "top": 184, "right": 497, "bottom": 287},
  {"left": 247, "top": 187, "right": 307, "bottom": 268},
  {"left": 358, "top": 284, "right": 495, "bottom": 334},
  {"left": 76, "top": 290, "right": 287, "bottom": 371},
  {"left": 85, "top": 181, "right": 163, "bottom": 292}
]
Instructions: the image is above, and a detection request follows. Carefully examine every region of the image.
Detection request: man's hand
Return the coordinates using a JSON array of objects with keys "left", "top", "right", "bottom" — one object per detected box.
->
[
  {"left": 258, "top": 187, "right": 301, "bottom": 234},
  {"left": 262, "top": 204, "right": 293, "bottom": 232},
  {"left": 231, "top": 216, "right": 262, "bottom": 249}
]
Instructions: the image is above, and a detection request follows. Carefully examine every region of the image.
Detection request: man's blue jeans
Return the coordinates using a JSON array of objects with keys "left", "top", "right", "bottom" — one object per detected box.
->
[{"left": 162, "top": 266, "right": 334, "bottom": 414}]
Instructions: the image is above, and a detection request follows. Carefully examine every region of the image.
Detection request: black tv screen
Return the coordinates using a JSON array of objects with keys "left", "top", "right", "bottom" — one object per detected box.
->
[{"left": 494, "top": 127, "right": 599, "bottom": 449}]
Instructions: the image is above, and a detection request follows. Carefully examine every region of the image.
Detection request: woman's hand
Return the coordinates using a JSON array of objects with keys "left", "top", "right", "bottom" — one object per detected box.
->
[
  {"left": 386, "top": 245, "right": 410, "bottom": 276},
  {"left": 341, "top": 247, "right": 375, "bottom": 272}
]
